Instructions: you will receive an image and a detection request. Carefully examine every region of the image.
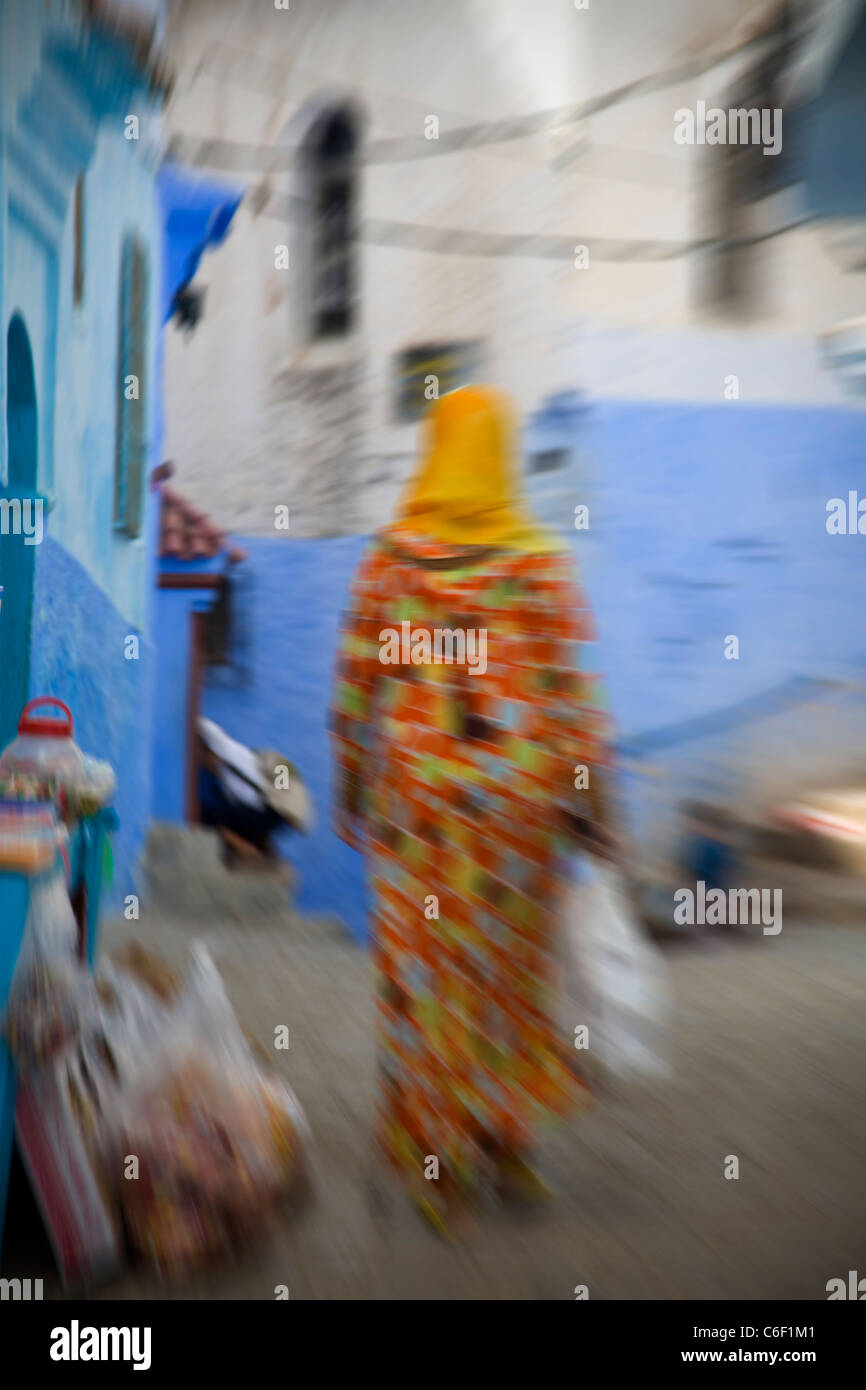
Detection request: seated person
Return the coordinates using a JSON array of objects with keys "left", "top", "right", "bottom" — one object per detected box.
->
[{"left": 197, "top": 717, "right": 310, "bottom": 863}]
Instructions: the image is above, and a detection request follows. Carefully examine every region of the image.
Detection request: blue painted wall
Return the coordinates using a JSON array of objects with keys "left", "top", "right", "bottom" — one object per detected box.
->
[
  {"left": 150, "top": 562, "right": 225, "bottom": 825},
  {"left": 197, "top": 398, "right": 866, "bottom": 939},
  {"left": 29, "top": 537, "right": 153, "bottom": 909},
  {"left": 577, "top": 401, "right": 866, "bottom": 731},
  {"left": 49, "top": 125, "right": 161, "bottom": 631},
  {"left": 201, "top": 536, "right": 370, "bottom": 938},
  {"left": 569, "top": 399, "right": 866, "bottom": 845},
  {"left": 150, "top": 588, "right": 195, "bottom": 825},
  {"left": 1, "top": 1, "right": 164, "bottom": 908}
]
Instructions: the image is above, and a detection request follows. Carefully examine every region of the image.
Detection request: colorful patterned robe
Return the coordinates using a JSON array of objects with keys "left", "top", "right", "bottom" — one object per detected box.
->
[{"left": 330, "top": 533, "right": 611, "bottom": 1191}]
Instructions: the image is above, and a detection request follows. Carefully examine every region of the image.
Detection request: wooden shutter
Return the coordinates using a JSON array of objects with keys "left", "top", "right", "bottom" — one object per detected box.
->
[{"left": 113, "top": 236, "right": 149, "bottom": 538}]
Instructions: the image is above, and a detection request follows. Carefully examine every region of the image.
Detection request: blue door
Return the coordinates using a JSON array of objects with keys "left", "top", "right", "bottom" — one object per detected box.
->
[{"left": 0, "top": 314, "right": 38, "bottom": 749}]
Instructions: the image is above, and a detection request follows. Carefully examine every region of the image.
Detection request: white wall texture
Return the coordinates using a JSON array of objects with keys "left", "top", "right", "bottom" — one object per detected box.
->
[{"left": 161, "top": 0, "right": 866, "bottom": 537}]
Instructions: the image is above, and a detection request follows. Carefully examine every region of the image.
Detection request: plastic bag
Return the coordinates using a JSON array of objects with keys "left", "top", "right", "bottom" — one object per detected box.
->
[
  {"left": 172, "top": 944, "right": 311, "bottom": 1182},
  {"left": 4, "top": 867, "right": 93, "bottom": 1068},
  {"left": 564, "top": 855, "right": 672, "bottom": 1082},
  {"left": 78, "top": 961, "right": 178, "bottom": 1146},
  {"left": 66, "top": 756, "right": 117, "bottom": 820},
  {"left": 15, "top": 1045, "right": 124, "bottom": 1287},
  {"left": 115, "top": 944, "right": 309, "bottom": 1276}
]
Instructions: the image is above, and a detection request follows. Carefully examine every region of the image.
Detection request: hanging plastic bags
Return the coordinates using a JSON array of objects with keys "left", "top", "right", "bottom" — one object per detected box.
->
[
  {"left": 11, "top": 940, "right": 178, "bottom": 1289},
  {"left": 115, "top": 943, "right": 310, "bottom": 1277},
  {"left": 14, "top": 1036, "right": 125, "bottom": 1288},
  {"left": 10, "top": 925, "right": 311, "bottom": 1283},
  {"left": 563, "top": 854, "right": 672, "bottom": 1083},
  {"left": 3, "top": 866, "right": 93, "bottom": 1068}
]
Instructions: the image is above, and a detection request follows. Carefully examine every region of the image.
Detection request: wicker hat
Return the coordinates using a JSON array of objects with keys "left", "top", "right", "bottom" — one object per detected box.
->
[{"left": 255, "top": 749, "right": 313, "bottom": 832}]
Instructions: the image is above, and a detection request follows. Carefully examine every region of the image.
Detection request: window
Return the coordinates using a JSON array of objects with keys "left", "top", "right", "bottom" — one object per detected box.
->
[
  {"left": 530, "top": 448, "right": 570, "bottom": 474},
  {"left": 73, "top": 175, "right": 85, "bottom": 306},
  {"left": 306, "top": 108, "right": 358, "bottom": 339},
  {"left": 113, "top": 235, "right": 149, "bottom": 538},
  {"left": 393, "top": 342, "right": 482, "bottom": 422},
  {"left": 203, "top": 578, "right": 233, "bottom": 667}
]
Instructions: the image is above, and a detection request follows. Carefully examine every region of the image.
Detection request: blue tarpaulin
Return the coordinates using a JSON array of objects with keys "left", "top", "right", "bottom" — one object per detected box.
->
[
  {"left": 150, "top": 162, "right": 244, "bottom": 505},
  {"left": 157, "top": 163, "right": 244, "bottom": 323}
]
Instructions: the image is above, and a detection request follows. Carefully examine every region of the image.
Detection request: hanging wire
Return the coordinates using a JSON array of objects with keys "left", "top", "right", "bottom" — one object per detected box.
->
[
  {"left": 257, "top": 196, "right": 812, "bottom": 263},
  {"left": 167, "top": 22, "right": 809, "bottom": 176},
  {"left": 168, "top": 11, "right": 821, "bottom": 264}
]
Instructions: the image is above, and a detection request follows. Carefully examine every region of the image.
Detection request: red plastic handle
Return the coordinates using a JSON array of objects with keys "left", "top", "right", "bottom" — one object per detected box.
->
[{"left": 17, "top": 697, "right": 74, "bottom": 737}]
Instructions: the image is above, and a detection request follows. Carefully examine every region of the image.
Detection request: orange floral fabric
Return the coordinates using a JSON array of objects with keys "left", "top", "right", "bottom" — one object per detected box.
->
[{"left": 330, "top": 532, "right": 611, "bottom": 1189}]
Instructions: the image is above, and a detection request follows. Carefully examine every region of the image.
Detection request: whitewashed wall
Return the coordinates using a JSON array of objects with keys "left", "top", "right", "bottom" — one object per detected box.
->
[{"left": 162, "top": 0, "right": 864, "bottom": 536}]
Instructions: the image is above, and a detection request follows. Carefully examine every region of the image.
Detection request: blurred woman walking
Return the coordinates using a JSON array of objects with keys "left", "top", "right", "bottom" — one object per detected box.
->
[{"left": 331, "top": 385, "right": 616, "bottom": 1237}]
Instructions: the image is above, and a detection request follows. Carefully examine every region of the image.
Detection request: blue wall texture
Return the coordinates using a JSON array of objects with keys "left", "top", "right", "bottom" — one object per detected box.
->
[
  {"left": 29, "top": 538, "right": 153, "bottom": 910},
  {"left": 578, "top": 400, "right": 866, "bottom": 729},
  {"left": 150, "top": 562, "right": 226, "bottom": 826},
  {"left": 2, "top": 1, "right": 165, "bottom": 917},
  {"left": 150, "top": 587, "right": 195, "bottom": 825},
  {"left": 201, "top": 535, "right": 369, "bottom": 937},
  {"left": 198, "top": 398, "right": 866, "bottom": 940},
  {"left": 573, "top": 399, "right": 866, "bottom": 846}
]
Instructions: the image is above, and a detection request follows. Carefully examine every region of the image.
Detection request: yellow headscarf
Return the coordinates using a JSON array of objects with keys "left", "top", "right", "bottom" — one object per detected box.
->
[{"left": 385, "top": 384, "right": 564, "bottom": 555}]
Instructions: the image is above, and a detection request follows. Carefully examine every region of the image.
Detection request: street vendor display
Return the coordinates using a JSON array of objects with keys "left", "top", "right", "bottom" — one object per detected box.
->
[
  {"left": 0, "top": 698, "right": 115, "bottom": 823},
  {"left": 4, "top": 932, "right": 309, "bottom": 1285},
  {"left": 0, "top": 696, "right": 116, "bottom": 1272},
  {"left": 114, "top": 944, "right": 309, "bottom": 1278},
  {"left": 0, "top": 697, "right": 309, "bottom": 1286}
]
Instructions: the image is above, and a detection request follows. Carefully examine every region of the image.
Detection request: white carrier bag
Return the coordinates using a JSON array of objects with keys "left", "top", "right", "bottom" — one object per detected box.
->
[{"left": 563, "top": 854, "right": 672, "bottom": 1082}]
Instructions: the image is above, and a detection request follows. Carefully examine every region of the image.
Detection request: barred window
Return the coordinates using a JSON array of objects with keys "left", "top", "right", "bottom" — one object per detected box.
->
[
  {"left": 113, "top": 235, "right": 149, "bottom": 538},
  {"left": 203, "top": 577, "right": 233, "bottom": 667},
  {"left": 307, "top": 107, "right": 358, "bottom": 340}
]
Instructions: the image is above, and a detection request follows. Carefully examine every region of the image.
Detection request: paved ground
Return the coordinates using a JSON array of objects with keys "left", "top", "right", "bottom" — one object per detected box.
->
[
  {"left": 10, "top": 878, "right": 866, "bottom": 1300},
  {"left": 86, "top": 896, "right": 866, "bottom": 1301}
]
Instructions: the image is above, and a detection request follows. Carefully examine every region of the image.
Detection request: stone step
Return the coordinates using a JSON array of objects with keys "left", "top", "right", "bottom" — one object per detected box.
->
[
  {"left": 146, "top": 821, "right": 225, "bottom": 873},
  {"left": 143, "top": 820, "right": 295, "bottom": 923}
]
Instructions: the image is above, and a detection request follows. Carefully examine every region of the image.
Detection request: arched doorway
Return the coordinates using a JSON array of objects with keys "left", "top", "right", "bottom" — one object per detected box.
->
[{"left": 0, "top": 314, "right": 38, "bottom": 746}]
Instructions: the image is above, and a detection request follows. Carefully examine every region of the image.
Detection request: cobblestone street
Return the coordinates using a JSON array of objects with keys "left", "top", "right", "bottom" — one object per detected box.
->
[{"left": 59, "top": 896, "right": 865, "bottom": 1302}]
